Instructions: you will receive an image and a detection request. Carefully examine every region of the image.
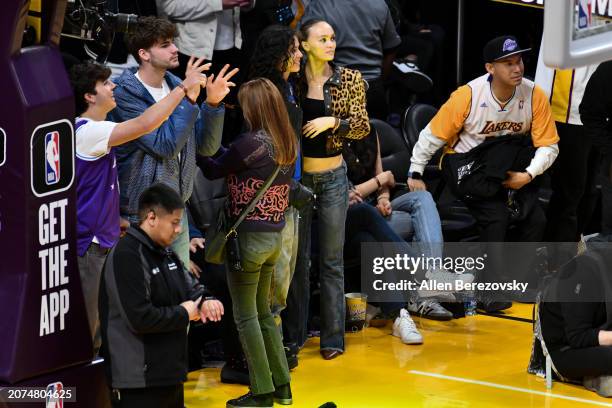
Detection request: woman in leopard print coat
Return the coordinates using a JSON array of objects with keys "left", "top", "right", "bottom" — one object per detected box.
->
[{"left": 297, "top": 19, "right": 370, "bottom": 361}]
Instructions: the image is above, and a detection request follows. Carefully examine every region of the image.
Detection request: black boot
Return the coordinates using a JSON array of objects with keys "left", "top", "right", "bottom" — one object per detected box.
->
[
  {"left": 284, "top": 343, "right": 298, "bottom": 370},
  {"left": 226, "top": 392, "right": 273, "bottom": 408},
  {"left": 274, "top": 383, "right": 293, "bottom": 405},
  {"left": 221, "top": 356, "right": 250, "bottom": 385}
]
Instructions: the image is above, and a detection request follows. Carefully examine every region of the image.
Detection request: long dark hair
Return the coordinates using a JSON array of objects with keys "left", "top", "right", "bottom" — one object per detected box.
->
[
  {"left": 238, "top": 78, "right": 298, "bottom": 166},
  {"left": 248, "top": 25, "right": 297, "bottom": 96}
]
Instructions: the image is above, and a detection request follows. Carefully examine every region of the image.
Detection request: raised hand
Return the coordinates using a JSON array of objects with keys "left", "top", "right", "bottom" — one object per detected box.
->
[
  {"left": 206, "top": 64, "right": 239, "bottom": 106},
  {"left": 183, "top": 56, "right": 211, "bottom": 103}
]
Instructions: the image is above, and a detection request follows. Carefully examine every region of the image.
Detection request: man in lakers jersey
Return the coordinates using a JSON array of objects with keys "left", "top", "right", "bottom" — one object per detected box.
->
[{"left": 407, "top": 35, "right": 559, "bottom": 244}]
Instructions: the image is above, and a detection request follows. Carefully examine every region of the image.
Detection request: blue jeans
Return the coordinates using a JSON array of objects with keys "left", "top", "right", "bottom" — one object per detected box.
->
[
  {"left": 271, "top": 206, "right": 299, "bottom": 331},
  {"left": 387, "top": 190, "right": 444, "bottom": 259},
  {"left": 345, "top": 203, "right": 411, "bottom": 313},
  {"left": 302, "top": 164, "right": 349, "bottom": 352}
]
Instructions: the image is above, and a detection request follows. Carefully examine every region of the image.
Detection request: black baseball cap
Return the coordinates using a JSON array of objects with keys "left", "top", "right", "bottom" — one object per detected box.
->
[{"left": 483, "top": 35, "right": 531, "bottom": 63}]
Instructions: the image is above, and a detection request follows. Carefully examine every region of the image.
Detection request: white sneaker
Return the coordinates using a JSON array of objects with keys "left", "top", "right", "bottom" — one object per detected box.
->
[
  {"left": 392, "top": 308, "right": 423, "bottom": 345},
  {"left": 407, "top": 298, "right": 453, "bottom": 321}
]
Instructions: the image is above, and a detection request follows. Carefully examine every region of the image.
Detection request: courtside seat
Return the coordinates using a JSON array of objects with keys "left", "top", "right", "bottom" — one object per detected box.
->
[{"left": 401, "top": 104, "right": 478, "bottom": 242}]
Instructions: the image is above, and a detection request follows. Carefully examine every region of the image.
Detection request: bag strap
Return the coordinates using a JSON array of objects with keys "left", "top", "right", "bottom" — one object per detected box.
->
[{"left": 225, "top": 165, "right": 281, "bottom": 238}]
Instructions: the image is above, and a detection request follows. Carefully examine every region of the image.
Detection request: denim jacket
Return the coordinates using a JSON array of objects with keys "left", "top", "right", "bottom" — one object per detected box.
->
[{"left": 108, "top": 67, "right": 224, "bottom": 216}]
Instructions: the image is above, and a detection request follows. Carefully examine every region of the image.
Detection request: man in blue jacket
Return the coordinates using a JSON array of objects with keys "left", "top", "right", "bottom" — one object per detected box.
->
[{"left": 109, "top": 16, "right": 238, "bottom": 268}]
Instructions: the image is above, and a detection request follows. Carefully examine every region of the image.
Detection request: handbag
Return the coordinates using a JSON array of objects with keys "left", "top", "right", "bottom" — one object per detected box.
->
[{"left": 205, "top": 165, "right": 281, "bottom": 264}]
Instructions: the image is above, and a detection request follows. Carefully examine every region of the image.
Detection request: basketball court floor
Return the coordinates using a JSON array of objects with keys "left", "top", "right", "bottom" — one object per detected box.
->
[{"left": 184, "top": 304, "right": 612, "bottom": 407}]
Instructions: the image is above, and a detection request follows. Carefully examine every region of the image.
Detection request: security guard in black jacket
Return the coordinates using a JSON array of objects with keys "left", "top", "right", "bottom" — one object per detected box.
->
[{"left": 99, "top": 183, "right": 224, "bottom": 408}]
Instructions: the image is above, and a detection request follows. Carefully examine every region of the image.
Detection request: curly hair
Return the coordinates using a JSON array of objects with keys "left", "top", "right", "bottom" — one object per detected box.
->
[
  {"left": 126, "top": 16, "right": 177, "bottom": 64},
  {"left": 248, "top": 25, "right": 297, "bottom": 96},
  {"left": 69, "top": 62, "right": 111, "bottom": 116}
]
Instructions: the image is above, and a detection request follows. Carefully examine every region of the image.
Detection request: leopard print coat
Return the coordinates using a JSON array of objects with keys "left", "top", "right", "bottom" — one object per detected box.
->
[{"left": 300, "top": 63, "right": 371, "bottom": 155}]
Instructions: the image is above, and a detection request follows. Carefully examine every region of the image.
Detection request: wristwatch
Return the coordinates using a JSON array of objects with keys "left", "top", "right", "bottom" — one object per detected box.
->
[{"left": 409, "top": 171, "right": 422, "bottom": 180}]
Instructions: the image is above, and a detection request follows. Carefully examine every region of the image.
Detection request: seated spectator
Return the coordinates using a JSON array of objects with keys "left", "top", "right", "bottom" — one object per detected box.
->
[
  {"left": 99, "top": 183, "right": 223, "bottom": 407},
  {"left": 539, "top": 248, "right": 612, "bottom": 395},
  {"left": 408, "top": 35, "right": 559, "bottom": 312},
  {"left": 69, "top": 59, "right": 206, "bottom": 355},
  {"left": 343, "top": 127, "right": 473, "bottom": 320},
  {"left": 198, "top": 78, "right": 296, "bottom": 408},
  {"left": 302, "top": 0, "right": 401, "bottom": 120}
]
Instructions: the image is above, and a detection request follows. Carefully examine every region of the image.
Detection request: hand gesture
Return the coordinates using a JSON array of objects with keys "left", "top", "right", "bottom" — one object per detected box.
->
[
  {"left": 180, "top": 300, "right": 200, "bottom": 321},
  {"left": 407, "top": 177, "right": 427, "bottom": 192},
  {"left": 188, "top": 260, "right": 202, "bottom": 279},
  {"left": 376, "top": 197, "right": 392, "bottom": 217},
  {"left": 206, "top": 64, "right": 239, "bottom": 106},
  {"left": 183, "top": 56, "right": 211, "bottom": 102},
  {"left": 379, "top": 171, "right": 396, "bottom": 189},
  {"left": 189, "top": 237, "right": 205, "bottom": 253},
  {"left": 502, "top": 171, "right": 532, "bottom": 190},
  {"left": 348, "top": 188, "right": 363, "bottom": 206},
  {"left": 200, "top": 299, "right": 224, "bottom": 322},
  {"left": 303, "top": 117, "right": 336, "bottom": 138}
]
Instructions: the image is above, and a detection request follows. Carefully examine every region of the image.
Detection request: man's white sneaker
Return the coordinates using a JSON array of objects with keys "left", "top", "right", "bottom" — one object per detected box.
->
[
  {"left": 392, "top": 308, "right": 423, "bottom": 345},
  {"left": 407, "top": 298, "right": 453, "bottom": 321}
]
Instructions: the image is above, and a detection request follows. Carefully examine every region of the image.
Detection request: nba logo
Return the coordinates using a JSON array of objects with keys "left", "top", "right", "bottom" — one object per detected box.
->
[
  {"left": 45, "top": 131, "right": 60, "bottom": 185},
  {"left": 45, "top": 382, "right": 63, "bottom": 408}
]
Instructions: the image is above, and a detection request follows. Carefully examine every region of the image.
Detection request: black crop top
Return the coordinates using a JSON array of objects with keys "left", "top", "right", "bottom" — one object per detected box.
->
[{"left": 302, "top": 98, "right": 339, "bottom": 158}]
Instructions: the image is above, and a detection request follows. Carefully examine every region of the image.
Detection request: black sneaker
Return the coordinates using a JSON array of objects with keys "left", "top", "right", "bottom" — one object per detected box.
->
[
  {"left": 226, "top": 392, "right": 273, "bottom": 408},
  {"left": 477, "top": 300, "right": 512, "bottom": 313},
  {"left": 274, "top": 383, "right": 292, "bottom": 405},
  {"left": 284, "top": 344, "right": 298, "bottom": 370},
  {"left": 221, "top": 357, "right": 250, "bottom": 385}
]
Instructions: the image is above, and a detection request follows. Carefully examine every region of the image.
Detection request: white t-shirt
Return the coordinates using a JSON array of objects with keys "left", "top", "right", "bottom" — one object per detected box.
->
[
  {"left": 76, "top": 118, "right": 117, "bottom": 159},
  {"left": 76, "top": 117, "right": 118, "bottom": 243},
  {"left": 214, "top": 10, "right": 235, "bottom": 51},
  {"left": 135, "top": 71, "right": 170, "bottom": 102}
]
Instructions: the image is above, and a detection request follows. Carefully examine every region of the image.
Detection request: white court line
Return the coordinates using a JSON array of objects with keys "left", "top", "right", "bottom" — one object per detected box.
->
[{"left": 409, "top": 370, "right": 612, "bottom": 407}]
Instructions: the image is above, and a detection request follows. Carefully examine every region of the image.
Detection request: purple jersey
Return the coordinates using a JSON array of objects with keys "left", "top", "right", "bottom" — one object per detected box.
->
[{"left": 75, "top": 118, "right": 120, "bottom": 256}]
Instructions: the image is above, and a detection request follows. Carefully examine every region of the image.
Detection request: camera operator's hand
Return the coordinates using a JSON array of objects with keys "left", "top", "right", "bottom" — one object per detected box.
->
[
  {"left": 180, "top": 300, "right": 200, "bottom": 321},
  {"left": 206, "top": 64, "right": 239, "bottom": 107},
  {"left": 200, "top": 299, "right": 224, "bottom": 323},
  {"left": 183, "top": 57, "right": 211, "bottom": 103},
  {"left": 223, "top": 0, "right": 251, "bottom": 9}
]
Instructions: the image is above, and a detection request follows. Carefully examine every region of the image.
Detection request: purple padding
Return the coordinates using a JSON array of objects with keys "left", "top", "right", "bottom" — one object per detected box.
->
[{"left": 0, "top": 2, "right": 92, "bottom": 384}]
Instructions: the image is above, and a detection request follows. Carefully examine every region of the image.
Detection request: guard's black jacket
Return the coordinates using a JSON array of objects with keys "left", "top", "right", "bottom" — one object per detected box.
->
[{"left": 99, "top": 226, "right": 209, "bottom": 388}]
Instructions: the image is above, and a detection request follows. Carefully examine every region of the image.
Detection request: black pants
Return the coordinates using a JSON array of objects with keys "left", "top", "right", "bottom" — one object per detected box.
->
[
  {"left": 545, "top": 122, "right": 598, "bottom": 242},
  {"left": 551, "top": 347, "right": 612, "bottom": 380},
  {"left": 464, "top": 190, "right": 546, "bottom": 242},
  {"left": 111, "top": 384, "right": 183, "bottom": 408},
  {"left": 365, "top": 77, "right": 388, "bottom": 121}
]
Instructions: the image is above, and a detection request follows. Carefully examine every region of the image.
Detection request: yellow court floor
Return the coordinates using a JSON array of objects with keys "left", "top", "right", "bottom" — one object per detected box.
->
[{"left": 184, "top": 304, "right": 612, "bottom": 408}]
